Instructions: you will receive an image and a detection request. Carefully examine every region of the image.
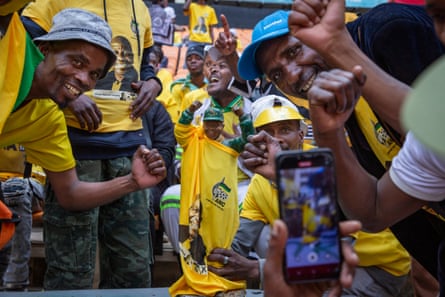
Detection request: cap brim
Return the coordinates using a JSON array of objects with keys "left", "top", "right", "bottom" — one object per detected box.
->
[
  {"left": 238, "top": 27, "right": 289, "bottom": 81},
  {"left": 204, "top": 117, "right": 223, "bottom": 122},
  {"left": 402, "top": 56, "right": 445, "bottom": 156}
]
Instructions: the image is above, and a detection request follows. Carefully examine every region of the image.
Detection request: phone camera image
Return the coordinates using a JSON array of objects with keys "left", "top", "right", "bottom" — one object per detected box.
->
[{"left": 276, "top": 149, "right": 342, "bottom": 284}]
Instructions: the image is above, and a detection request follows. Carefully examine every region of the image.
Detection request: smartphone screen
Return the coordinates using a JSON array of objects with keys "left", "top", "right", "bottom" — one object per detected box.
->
[{"left": 276, "top": 149, "right": 342, "bottom": 283}]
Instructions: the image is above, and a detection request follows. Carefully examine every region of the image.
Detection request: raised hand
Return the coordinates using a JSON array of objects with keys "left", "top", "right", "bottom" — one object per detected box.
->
[
  {"left": 240, "top": 131, "right": 282, "bottom": 181},
  {"left": 131, "top": 146, "right": 166, "bottom": 190},
  {"left": 188, "top": 100, "right": 203, "bottom": 113},
  {"left": 308, "top": 66, "right": 366, "bottom": 137},
  {"left": 289, "top": 0, "right": 348, "bottom": 62},
  {"left": 214, "top": 14, "right": 237, "bottom": 57},
  {"left": 129, "top": 79, "right": 161, "bottom": 120}
]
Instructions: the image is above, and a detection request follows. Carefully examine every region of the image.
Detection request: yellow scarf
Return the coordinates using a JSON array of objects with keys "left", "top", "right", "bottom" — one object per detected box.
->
[{"left": 0, "top": 12, "right": 26, "bottom": 133}]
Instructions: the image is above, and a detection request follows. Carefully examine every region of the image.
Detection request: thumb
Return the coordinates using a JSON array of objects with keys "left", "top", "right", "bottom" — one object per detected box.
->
[
  {"left": 265, "top": 220, "right": 288, "bottom": 277},
  {"left": 131, "top": 81, "right": 142, "bottom": 90}
]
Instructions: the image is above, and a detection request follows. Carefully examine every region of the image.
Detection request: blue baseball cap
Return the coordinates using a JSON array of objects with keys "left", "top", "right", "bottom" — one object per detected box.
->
[{"left": 238, "top": 10, "right": 290, "bottom": 80}]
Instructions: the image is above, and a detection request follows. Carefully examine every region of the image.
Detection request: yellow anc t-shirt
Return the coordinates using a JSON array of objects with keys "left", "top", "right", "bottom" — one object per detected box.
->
[
  {"left": 185, "top": 2, "right": 218, "bottom": 44},
  {"left": 22, "top": 0, "right": 154, "bottom": 133},
  {"left": 171, "top": 123, "right": 245, "bottom": 296},
  {"left": 1, "top": 100, "right": 75, "bottom": 173},
  {"left": 0, "top": 13, "right": 74, "bottom": 173},
  {"left": 241, "top": 174, "right": 278, "bottom": 224}
]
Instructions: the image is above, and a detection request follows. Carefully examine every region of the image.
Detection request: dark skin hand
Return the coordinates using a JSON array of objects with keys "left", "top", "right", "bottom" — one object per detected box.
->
[
  {"left": 263, "top": 220, "right": 361, "bottom": 297},
  {"left": 208, "top": 248, "right": 260, "bottom": 281},
  {"left": 67, "top": 94, "right": 102, "bottom": 131},
  {"left": 232, "top": 105, "right": 244, "bottom": 117},
  {"left": 214, "top": 14, "right": 244, "bottom": 83},
  {"left": 214, "top": 14, "right": 237, "bottom": 57},
  {"left": 142, "top": 148, "right": 167, "bottom": 177},
  {"left": 240, "top": 130, "right": 282, "bottom": 181},
  {"left": 129, "top": 79, "right": 161, "bottom": 120},
  {"left": 67, "top": 79, "right": 162, "bottom": 131},
  {"left": 209, "top": 220, "right": 361, "bottom": 296},
  {"left": 188, "top": 100, "right": 203, "bottom": 113},
  {"left": 220, "top": 105, "right": 243, "bottom": 139}
]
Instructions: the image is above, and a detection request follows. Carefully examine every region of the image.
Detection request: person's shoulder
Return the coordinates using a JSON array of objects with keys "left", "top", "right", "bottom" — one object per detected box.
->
[
  {"left": 355, "top": 2, "right": 430, "bottom": 24},
  {"left": 158, "top": 68, "right": 173, "bottom": 81},
  {"left": 405, "top": 132, "right": 445, "bottom": 163}
]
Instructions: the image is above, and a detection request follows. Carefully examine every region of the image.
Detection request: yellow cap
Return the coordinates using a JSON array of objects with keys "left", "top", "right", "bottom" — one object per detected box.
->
[{"left": 251, "top": 95, "right": 304, "bottom": 128}]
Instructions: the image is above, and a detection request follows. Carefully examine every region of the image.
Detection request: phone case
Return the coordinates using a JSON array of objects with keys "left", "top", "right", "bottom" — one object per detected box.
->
[{"left": 275, "top": 148, "right": 342, "bottom": 284}]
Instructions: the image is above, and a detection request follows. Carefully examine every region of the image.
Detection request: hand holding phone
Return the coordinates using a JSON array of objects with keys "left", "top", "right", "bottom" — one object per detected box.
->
[
  {"left": 263, "top": 219, "right": 361, "bottom": 297},
  {"left": 276, "top": 148, "right": 342, "bottom": 284}
]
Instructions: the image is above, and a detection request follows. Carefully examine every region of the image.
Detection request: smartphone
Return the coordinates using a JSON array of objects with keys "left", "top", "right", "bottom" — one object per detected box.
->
[{"left": 275, "top": 148, "right": 342, "bottom": 284}]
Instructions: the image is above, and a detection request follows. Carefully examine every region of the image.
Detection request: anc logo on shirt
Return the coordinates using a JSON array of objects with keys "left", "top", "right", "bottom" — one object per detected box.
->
[
  {"left": 372, "top": 120, "right": 394, "bottom": 147},
  {"left": 211, "top": 178, "right": 231, "bottom": 208}
]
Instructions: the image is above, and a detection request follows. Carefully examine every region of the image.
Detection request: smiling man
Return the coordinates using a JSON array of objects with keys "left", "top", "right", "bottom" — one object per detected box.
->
[
  {"left": 202, "top": 4, "right": 445, "bottom": 295},
  {"left": 169, "top": 47, "right": 255, "bottom": 297},
  {"left": 0, "top": 6, "right": 166, "bottom": 215}
]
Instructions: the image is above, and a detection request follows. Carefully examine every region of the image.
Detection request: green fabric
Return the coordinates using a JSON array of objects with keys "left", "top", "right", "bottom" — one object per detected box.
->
[
  {"left": 211, "top": 95, "right": 243, "bottom": 113},
  {"left": 13, "top": 33, "right": 44, "bottom": 112}
]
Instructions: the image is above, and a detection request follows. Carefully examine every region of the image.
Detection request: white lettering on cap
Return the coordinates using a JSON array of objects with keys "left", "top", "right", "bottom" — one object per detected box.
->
[{"left": 263, "top": 19, "right": 284, "bottom": 31}]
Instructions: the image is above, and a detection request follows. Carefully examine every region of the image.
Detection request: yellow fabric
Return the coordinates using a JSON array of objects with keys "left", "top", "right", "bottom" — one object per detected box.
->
[
  {"left": 350, "top": 98, "right": 408, "bottom": 276},
  {"left": 241, "top": 174, "right": 278, "bottom": 224},
  {"left": 0, "top": 147, "right": 47, "bottom": 184},
  {"left": 156, "top": 68, "right": 178, "bottom": 123},
  {"left": 353, "top": 229, "right": 411, "bottom": 276},
  {"left": 171, "top": 81, "right": 207, "bottom": 115},
  {"left": 22, "top": 0, "right": 153, "bottom": 133},
  {"left": 0, "top": 100, "right": 75, "bottom": 172},
  {"left": 185, "top": 2, "right": 217, "bottom": 44},
  {"left": 0, "top": 0, "right": 32, "bottom": 16},
  {"left": 180, "top": 88, "right": 209, "bottom": 113},
  {"left": 0, "top": 11, "right": 74, "bottom": 172},
  {"left": 302, "top": 142, "right": 316, "bottom": 150},
  {"left": 354, "top": 98, "right": 401, "bottom": 169},
  {"left": 345, "top": 12, "right": 359, "bottom": 23},
  {"left": 0, "top": 13, "right": 26, "bottom": 134},
  {"left": 171, "top": 123, "right": 245, "bottom": 296}
]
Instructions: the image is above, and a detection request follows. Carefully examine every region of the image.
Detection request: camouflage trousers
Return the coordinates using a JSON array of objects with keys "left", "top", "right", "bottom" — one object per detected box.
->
[
  {"left": 0, "top": 178, "right": 38, "bottom": 287},
  {"left": 43, "top": 157, "right": 152, "bottom": 290}
]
